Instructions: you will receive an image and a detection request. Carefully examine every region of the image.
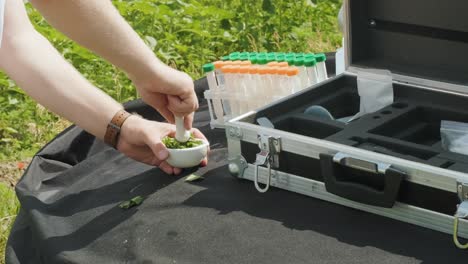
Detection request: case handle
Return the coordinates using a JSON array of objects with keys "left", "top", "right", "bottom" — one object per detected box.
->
[{"left": 320, "top": 153, "right": 405, "bottom": 208}]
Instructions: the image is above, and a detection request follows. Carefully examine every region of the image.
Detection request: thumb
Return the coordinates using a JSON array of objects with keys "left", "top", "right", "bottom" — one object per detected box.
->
[{"left": 145, "top": 134, "right": 169, "bottom": 161}]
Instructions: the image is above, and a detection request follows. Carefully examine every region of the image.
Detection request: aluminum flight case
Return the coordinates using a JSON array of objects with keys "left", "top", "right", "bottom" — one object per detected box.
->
[{"left": 225, "top": 0, "right": 468, "bottom": 246}]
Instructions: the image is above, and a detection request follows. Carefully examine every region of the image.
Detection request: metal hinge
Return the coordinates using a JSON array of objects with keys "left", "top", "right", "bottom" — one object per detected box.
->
[
  {"left": 458, "top": 181, "right": 468, "bottom": 203},
  {"left": 453, "top": 181, "right": 468, "bottom": 249},
  {"left": 226, "top": 126, "right": 243, "bottom": 140},
  {"left": 456, "top": 181, "right": 468, "bottom": 219},
  {"left": 253, "top": 134, "right": 281, "bottom": 193},
  {"left": 228, "top": 155, "right": 248, "bottom": 178}
]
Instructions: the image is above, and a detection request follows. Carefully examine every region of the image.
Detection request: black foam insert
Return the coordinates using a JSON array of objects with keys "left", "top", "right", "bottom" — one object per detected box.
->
[
  {"left": 244, "top": 73, "right": 468, "bottom": 175},
  {"left": 238, "top": 73, "right": 468, "bottom": 214}
]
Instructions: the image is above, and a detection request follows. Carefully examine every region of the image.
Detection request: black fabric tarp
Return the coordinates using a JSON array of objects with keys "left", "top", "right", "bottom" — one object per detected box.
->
[{"left": 6, "top": 56, "right": 468, "bottom": 263}]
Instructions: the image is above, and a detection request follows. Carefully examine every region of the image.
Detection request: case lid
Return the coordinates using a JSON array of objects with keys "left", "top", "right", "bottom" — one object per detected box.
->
[{"left": 344, "top": 0, "right": 468, "bottom": 92}]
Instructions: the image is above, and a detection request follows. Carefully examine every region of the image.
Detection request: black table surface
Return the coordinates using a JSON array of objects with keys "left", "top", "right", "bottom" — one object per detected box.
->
[{"left": 6, "top": 76, "right": 468, "bottom": 264}]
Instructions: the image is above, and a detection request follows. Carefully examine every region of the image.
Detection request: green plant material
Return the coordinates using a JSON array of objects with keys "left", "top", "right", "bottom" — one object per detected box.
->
[
  {"left": 119, "top": 195, "right": 144, "bottom": 210},
  {"left": 119, "top": 201, "right": 133, "bottom": 210},
  {"left": 185, "top": 174, "right": 205, "bottom": 182},
  {"left": 162, "top": 135, "right": 204, "bottom": 149},
  {"left": 130, "top": 196, "right": 144, "bottom": 205},
  {"left": 0, "top": 0, "right": 342, "bottom": 162},
  {"left": 0, "top": 183, "right": 20, "bottom": 261}
]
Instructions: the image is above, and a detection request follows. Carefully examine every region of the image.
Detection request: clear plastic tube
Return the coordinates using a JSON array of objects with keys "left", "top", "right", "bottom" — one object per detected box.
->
[
  {"left": 286, "top": 67, "right": 301, "bottom": 94},
  {"left": 306, "top": 66, "right": 319, "bottom": 86},
  {"left": 315, "top": 53, "right": 328, "bottom": 82},
  {"left": 238, "top": 66, "right": 250, "bottom": 114},
  {"left": 258, "top": 67, "right": 271, "bottom": 106},
  {"left": 213, "top": 61, "right": 225, "bottom": 88},
  {"left": 317, "top": 62, "right": 327, "bottom": 82},
  {"left": 277, "top": 68, "right": 290, "bottom": 97},
  {"left": 252, "top": 66, "right": 264, "bottom": 108},
  {"left": 293, "top": 58, "right": 308, "bottom": 90},
  {"left": 298, "top": 67, "right": 309, "bottom": 90},
  {"left": 205, "top": 71, "right": 224, "bottom": 120},
  {"left": 220, "top": 66, "right": 233, "bottom": 118},
  {"left": 305, "top": 58, "right": 319, "bottom": 86},
  {"left": 230, "top": 66, "right": 242, "bottom": 116},
  {"left": 268, "top": 67, "right": 282, "bottom": 98}
]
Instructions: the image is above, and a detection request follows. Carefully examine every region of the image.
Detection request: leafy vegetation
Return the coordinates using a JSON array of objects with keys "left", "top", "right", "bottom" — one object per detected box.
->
[
  {"left": 162, "top": 134, "right": 204, "bottom": 149},
  {"left": 0, "top": 0, "right": 341, "bottom": 261},
  {"left": 0, "top": 183, "right": 20, "bottom": 262},
  {"left": 0, "top": 0, "right": 342, "bottom": 161}
]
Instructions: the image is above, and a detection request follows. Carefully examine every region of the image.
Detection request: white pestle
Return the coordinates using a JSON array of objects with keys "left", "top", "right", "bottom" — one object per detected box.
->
[{"left": 175, "top": 116, "right": 191, "bottom": 143}]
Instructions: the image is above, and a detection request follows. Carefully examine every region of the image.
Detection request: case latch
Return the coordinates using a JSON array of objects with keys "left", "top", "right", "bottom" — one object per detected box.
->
[
  {"left": 253, "top": 134, "right": 281, "bottom": 193},
  {"left": 453, "top": 181, "right": 468, "bottom": 249}
]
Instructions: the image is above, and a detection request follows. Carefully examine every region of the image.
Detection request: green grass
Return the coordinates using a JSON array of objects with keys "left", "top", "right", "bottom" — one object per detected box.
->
[
  {"left": 0, "top": 0, "right": 342, "bottom": 260},
  {"left": 1, "top": 0, "right": 342, "bottom": 161},
  {"left": 0, "top": 183, "right": 20, "bottom": 263}
]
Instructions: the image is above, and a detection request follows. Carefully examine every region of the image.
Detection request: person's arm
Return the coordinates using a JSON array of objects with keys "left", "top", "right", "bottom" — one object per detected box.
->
[
  {"left": 29, "top": 0, "right": 198, "bottom": 129},
  {"left": 0, "top": 0, "right": 200, "bottom": 174},
  {"left": 0, "top": 0, "right": 119, "bottom": 139}
]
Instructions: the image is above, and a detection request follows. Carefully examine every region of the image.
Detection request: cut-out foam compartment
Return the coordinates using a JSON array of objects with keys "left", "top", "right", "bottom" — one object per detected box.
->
[{"left": 244, "top": 74, "right": 468, "bottom": 174}]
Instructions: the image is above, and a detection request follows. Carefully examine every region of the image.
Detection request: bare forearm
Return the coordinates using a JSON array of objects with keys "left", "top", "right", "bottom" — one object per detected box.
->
[
  {"left": 0, "top": 31, "right": 122, "bottom": 139},
  {"left": 29, "top": 0, "right": 163, "bottom": 82}
]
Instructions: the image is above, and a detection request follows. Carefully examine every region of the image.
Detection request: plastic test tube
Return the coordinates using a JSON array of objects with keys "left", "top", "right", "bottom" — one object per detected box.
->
[
  {"left": 239, "top": 53, "right": 249, "bottom": 61},
  {"left": 285, "top": 55, "right": 295, "bottom": 66},
  {"left": 257, "top": 67, "right": 271, "bottom": 105},
  {"left": 213, "top": 61, "right": 225, "bottom": 88},
  {"left": 229, "top": 54, "right": 240, "bottom": 61},
  {"left": 286, "top": 67, "right": 301, "bottom": 94},
  {"left": 304, "top": 53, "right": 315, "bottom": 60},
  {"left": 249, "top": 54, "right": 258, "bottom": 65},
  {"left": 276, "top": 52, "right": 285, "bottom": 61},
  {"left": 267, "top": 62, "right": 280, "bottom": 67},
  {"left": 269, "top": 67, "right": 283, "bottom": 99},
  {"left": 305, "top": 57, "right": 319, "bottom": 86},
  {"left": 315, "top": 53, "right": 328, "bottom": 82},
  {"left": 257, "top": 55, "right": 268, "bottom": 67},
  {"left": 294, "top": 57, "right": 309, "bottom": 90},
  {"left": 266, "top": 53, "right": 276, "bottom": 64},
  {"left": 252, "top": 66, "right": 265, "bottom": 108},
  {"left": 238, "top": 66, "right": 250, "bottom": 114},
  {"left": 277, "top": 67, "right": 290, "bottom": 97},
  {"left": 240, "top": 61, "right": 252, "bottom": 67},
  {"left": 247, "top": 66, "right": 261, "bottom": 109},
  {"left": 230, "top": 66, "right": 242, "bottom": 117},
  {"left": 220, "top": 66, "right": 233, "bottom": 118},
  {"left": 203, "top": 63, "right": 224, "bottom": 121},
  {"left": 277, "top": 62, "right": 289, "bottom": 67}
]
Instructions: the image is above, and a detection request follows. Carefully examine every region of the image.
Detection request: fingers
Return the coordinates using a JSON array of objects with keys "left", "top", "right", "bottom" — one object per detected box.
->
[
  {"left": 184, "top": 112, "right": 194, "bottom": 130},
  {"left": 200, "top": 158, "right": 208, "bottom": 167},
  {"left": 144, "top": 132, "right": 169, "bottom": 162},
  {"left": 167, "top": 94, "right": 198, "bottom": 116},
  {"left": 145, "top": 98, "right": 175, "bottom": 124},
  {"left": 191, "top": 128, "right": 209, "bottom": 167},
  {"left": 158, "top": 161, "right": 174, "bottom": 175},
  {"left": 156, "top": 105, "right": 175, "bottom": 124}
]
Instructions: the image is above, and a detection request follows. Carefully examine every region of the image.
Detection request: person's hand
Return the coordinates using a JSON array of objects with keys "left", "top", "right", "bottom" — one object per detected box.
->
[
  {"left": 116, "top": 115, "right": 208, "bottom": 175},
  {"left": 131, "top": 64, "right": 199, "bottom": 130}
]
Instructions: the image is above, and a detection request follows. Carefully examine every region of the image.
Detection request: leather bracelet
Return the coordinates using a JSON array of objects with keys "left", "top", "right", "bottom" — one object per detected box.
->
[{"left": 104, "top": 109, "right": 132, "bottom": 148}]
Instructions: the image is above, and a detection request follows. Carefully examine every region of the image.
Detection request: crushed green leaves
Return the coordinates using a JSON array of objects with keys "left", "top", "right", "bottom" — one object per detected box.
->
[
  {"left": 185, "top": 174, "right": 204, "bottom": 182},
  {"left": 162, "top": 134, "right": 204, "bottom": 149},
  {"left": 119, "top": 195, "right": 144, "bottom": 209}
]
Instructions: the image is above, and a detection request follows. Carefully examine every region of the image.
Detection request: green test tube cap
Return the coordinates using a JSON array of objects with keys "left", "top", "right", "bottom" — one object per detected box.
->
[{"left": 202, "top": 63, "right": 215, "bottom": 73}]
